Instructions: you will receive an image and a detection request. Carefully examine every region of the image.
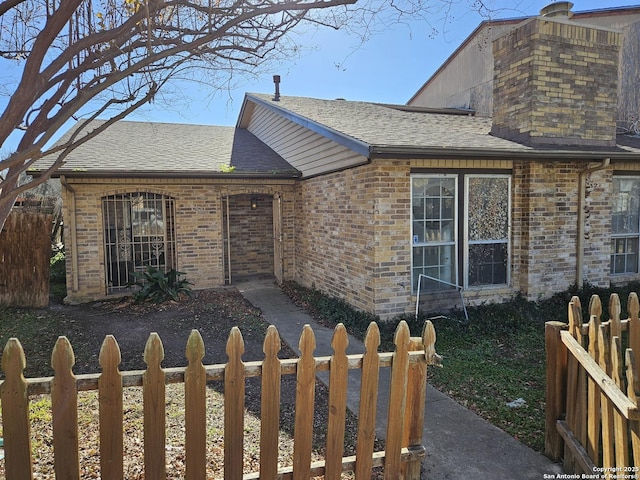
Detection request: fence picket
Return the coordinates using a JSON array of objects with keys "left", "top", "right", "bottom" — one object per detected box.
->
[
  {"left": 598, "top": 324, "right": 615, "bottom": 473},
  {"left": 260, "top": 325, "right": 282, "bottom": 480},
  {"left": 51, "top": 336, "right": 80, "bottom": 480},
  {"left": 355, "top": 322, "right": 380, "bottom": 480},
  {"left": 1, "top": 338, "right": 34, "bottom": 479},
  {"left": 143, "top": 333, "right": 166, "bottom": 480},
  {"left": 586, "top": 296, "right": 601, "bottom": 463},
  {"left": 293, "top": 325, "right": 316, "bottom": 480},
  {"left": 609, "top": 294, "right": 622, "bottom": 341},
  {"left": 564, "top": 298, "right": 582, "bottom": 472},
  {"left": 98, "top": 335, "right": 123, "bottom": 480},
  {"left": 225, "top": 327, "right": 246, "bottom": 480},
  {"left": 185, "top": 330, "right": 206, "bottom": 480},
  {"left": 384, "top": 320, "right": 410, "bottom": 480},
  {"left": 0, "top": 321, "right": 434, "bottom": 480},
  {"left": 325, "top": 324, "right": 349, "bottom": 480},
  {"left": 626, "top": 349, "right": 640, "bottom": 465},
  {"left": 402, "top": 322, "right": 433, "bottom": 480},
  {"left": 611, "top": 337, "right": 629, "bottom": 467}
]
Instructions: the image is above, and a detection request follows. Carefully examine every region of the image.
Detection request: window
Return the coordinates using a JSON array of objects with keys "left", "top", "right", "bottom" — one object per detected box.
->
[
  {"left": 411, "top": 174, "right": 510, "bottom": 292},
  {"left": 611, "top": 177, "right": 640, "bottom": 274},
  {"left": 412, "top": 176, "right": 457, "bottom": 291},
  {"left": 465, "top": 176, "right": 510, "bottom": 286},
  {"left": 102, "top": 192, "right": 177, "bottom": 293}
]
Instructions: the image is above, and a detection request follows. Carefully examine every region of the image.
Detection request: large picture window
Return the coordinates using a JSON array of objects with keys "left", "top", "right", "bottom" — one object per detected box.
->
[
  {"left": 411, "top": 173, "right": 510, "bottom": 292},
  {"left": 103, "top": 192, "right": 177, "bottom": 293},
  {"left": 611, "top": 177, "right": 640, "bottom": 274}
]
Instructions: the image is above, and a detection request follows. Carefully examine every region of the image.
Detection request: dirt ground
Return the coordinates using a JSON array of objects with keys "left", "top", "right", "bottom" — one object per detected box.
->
[
  {"left": 41, "top": 287, "right": 305, "bottom": 426},
  {"left": 44, "top": 287, "right": 289, "bottom": 374}
]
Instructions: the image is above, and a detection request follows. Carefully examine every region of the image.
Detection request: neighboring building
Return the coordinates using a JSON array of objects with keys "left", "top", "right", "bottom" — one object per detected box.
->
[
  {"left": 408, "top": 2, "right": 640, "bottom": 121},
  {"left": 33, "top": 3, "right": 640, "bottom": 319}
]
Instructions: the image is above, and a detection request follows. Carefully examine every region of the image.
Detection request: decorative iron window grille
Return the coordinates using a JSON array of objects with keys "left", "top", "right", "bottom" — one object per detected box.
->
[{"left": 102, "top": 192, "right": 177, "bottom": 293}]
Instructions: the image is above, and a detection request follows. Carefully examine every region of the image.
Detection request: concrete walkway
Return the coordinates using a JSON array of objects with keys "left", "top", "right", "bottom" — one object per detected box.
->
[{"left": 237, "top": 278, "right": 564, "bottom": 479}]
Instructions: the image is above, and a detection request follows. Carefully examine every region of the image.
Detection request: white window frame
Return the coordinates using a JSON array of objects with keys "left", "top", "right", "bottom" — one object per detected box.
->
[
  {"left": 611, "top": 175, "right": 640, "bottom": 275},
  {"left": 411, "top": 173, "right": 511, "bottom": 293},
  {"left": 411, "top": 174, "right": 459, "bottom": 292}
]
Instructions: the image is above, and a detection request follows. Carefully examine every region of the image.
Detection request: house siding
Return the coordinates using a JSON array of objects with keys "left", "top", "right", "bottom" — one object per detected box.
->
[
  {"left": 247, "top": 103, "right": 367, "bottom": 177},
  {"left": 408, "top": 23, "right": 514, "bottom": 116},
  {"left": 62, "top": 177, "right": 296, "bottom": 303}
]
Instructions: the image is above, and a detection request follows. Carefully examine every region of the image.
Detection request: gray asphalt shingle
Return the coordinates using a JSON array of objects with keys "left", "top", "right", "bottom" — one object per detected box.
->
[
  {"left": 33, "top": 119, "right": 298, "bottom": 175},
  {"left": 247, "top": 93, "right": 533, "bottom": 152}
]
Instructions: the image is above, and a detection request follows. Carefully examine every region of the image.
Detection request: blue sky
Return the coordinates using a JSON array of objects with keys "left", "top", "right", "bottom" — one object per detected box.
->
[
  {"left": 123, "top": 0, "right": 635, "bottom": 127},
  {"left": 1, "top": 0, "right": 636, "bottom": 155}
]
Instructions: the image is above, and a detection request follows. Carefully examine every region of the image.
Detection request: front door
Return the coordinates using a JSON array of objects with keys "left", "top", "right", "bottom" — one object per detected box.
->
[{"left": 273, "top": 194, "right": 284, "bottom": 284}]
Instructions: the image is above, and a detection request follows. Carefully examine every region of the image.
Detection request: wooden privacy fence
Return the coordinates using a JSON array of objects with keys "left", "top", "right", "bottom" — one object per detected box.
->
[
  {"left": 0, "top": 320, "right": 439, "bottom": 480},
  {"left": 0, "top": 210, "right": 52, "bottom": 308},
  {"left": 546, "top": 293, "right": 640, "bottom": 474}
]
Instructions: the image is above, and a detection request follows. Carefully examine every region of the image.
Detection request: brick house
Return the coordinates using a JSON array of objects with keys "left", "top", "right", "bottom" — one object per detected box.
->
[{"left": 36, "top": 4, "right": 640, "bottom": 319}]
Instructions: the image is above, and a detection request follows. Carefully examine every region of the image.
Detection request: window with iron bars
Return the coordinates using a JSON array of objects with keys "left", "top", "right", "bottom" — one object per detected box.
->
[{"left": 102, "top": 192, "right": 177, "bottom": 293}]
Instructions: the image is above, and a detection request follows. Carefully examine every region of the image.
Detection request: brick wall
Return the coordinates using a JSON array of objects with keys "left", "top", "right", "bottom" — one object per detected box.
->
[
  {"left": 492, "top": 17, "right": 621, "bottom": 147},
  {"left": 512, "top": 161, "right": 579, "bottom": 296},
  {"left": 294, "top": 160, "right": 413, "bottom": 318},
  {"left": 61, "top": 162, "right": 617, "bottom": 317},
  {"left": 293, "top": 157, "right": 616, "bottom": 319},
  {"left": 227, "top": 194, "right": 274, "bottom": 278},
  {"left": 511, "top": 160, "right": 612, "bottom": 299},
  {"left": 582, "top": 168, "right": 612, "bottom": 287},
  {"left": 62, "top": 177, "right": 296, "bottom": 303}
]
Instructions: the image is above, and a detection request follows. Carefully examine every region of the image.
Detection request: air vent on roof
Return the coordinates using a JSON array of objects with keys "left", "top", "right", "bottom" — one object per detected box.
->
[{"left": 273, "top": 75, "right": 281, "bottom": 102}]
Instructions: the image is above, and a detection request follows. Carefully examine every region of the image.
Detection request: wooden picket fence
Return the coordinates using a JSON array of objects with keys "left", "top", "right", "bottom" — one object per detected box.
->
[
  {"left": 545, "top": 293, "right": 640, "bottom": 474},
  {"left": 0, "top": 320, "right": 439, "bottom": 479}
]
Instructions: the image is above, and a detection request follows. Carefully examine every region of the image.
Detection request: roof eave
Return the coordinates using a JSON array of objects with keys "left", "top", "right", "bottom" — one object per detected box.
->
[
  {"left": 30, "top": 169, "right": 302, "bottom": 179},
  {"left": 369, "top": 145, "right": 640, "bottom": 161}
]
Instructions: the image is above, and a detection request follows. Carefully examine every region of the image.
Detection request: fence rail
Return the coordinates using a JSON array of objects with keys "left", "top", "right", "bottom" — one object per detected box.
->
[
  {"left": 0, "top": 320, "right": 438, "bottom": 480},
  {"left": 545, "top": 293, "right": 640, "bottom": 474}
]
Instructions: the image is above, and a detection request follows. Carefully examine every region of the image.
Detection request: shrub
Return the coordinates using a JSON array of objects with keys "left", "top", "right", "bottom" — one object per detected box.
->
[
  {"left": 131, "top": 266, "right": 192, "bottom": 303},
  {"left": 49, "top": 247, "right": 67, "bottom": 302}
]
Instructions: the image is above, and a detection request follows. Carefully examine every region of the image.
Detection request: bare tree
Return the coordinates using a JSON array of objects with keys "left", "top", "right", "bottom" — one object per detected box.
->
[{"left": 0, "top": 0, "right": 484, "bottom": 231}]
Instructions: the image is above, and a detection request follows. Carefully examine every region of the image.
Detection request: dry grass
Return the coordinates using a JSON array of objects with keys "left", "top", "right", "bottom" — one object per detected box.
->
[{"left": 20, "top": 385, "right": 329, "bottom": 479}]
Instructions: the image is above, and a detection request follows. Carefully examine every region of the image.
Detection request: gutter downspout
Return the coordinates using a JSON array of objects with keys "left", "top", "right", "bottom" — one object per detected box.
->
[
  {"left": 577, "top": 158, "right": 610, "bottom": 288},
  {"left": 60, "top": 176, "right": 79, "bottom": 293}
]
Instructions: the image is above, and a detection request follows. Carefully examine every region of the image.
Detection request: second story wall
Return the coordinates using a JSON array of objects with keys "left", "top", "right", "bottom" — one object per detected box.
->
[{"left": 408, "top": 7, "right": 640, "bottom": 121}]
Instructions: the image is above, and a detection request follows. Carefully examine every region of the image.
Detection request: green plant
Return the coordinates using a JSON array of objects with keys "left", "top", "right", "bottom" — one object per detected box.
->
[
  {"left": 281, "top": 281, "right": 548, "bottom": 451},
  {"left": 49, "top": 247, "right": 67, "bottom": 302},
  {"left": 131, "top": 266, "right": 192, "bottom": 303}
]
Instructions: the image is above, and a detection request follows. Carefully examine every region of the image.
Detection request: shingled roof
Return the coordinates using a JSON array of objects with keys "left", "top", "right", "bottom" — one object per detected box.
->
[
  {"left": 241, "top": 93, "right": 640, "bottom": 160},
  {"left": 32, "top": 94, "right": 640, "bottom": 181},
  {"left": 244, "top": 93, "right": 526, "bottom": 152},
  {"left": 32, "top": 119, "right": 299, "bottom": 177}
]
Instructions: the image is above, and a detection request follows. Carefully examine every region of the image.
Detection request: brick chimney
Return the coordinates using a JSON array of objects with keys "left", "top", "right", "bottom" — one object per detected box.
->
[{"left": 491, "top": 12, "right": 621, "bottom": 148}]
